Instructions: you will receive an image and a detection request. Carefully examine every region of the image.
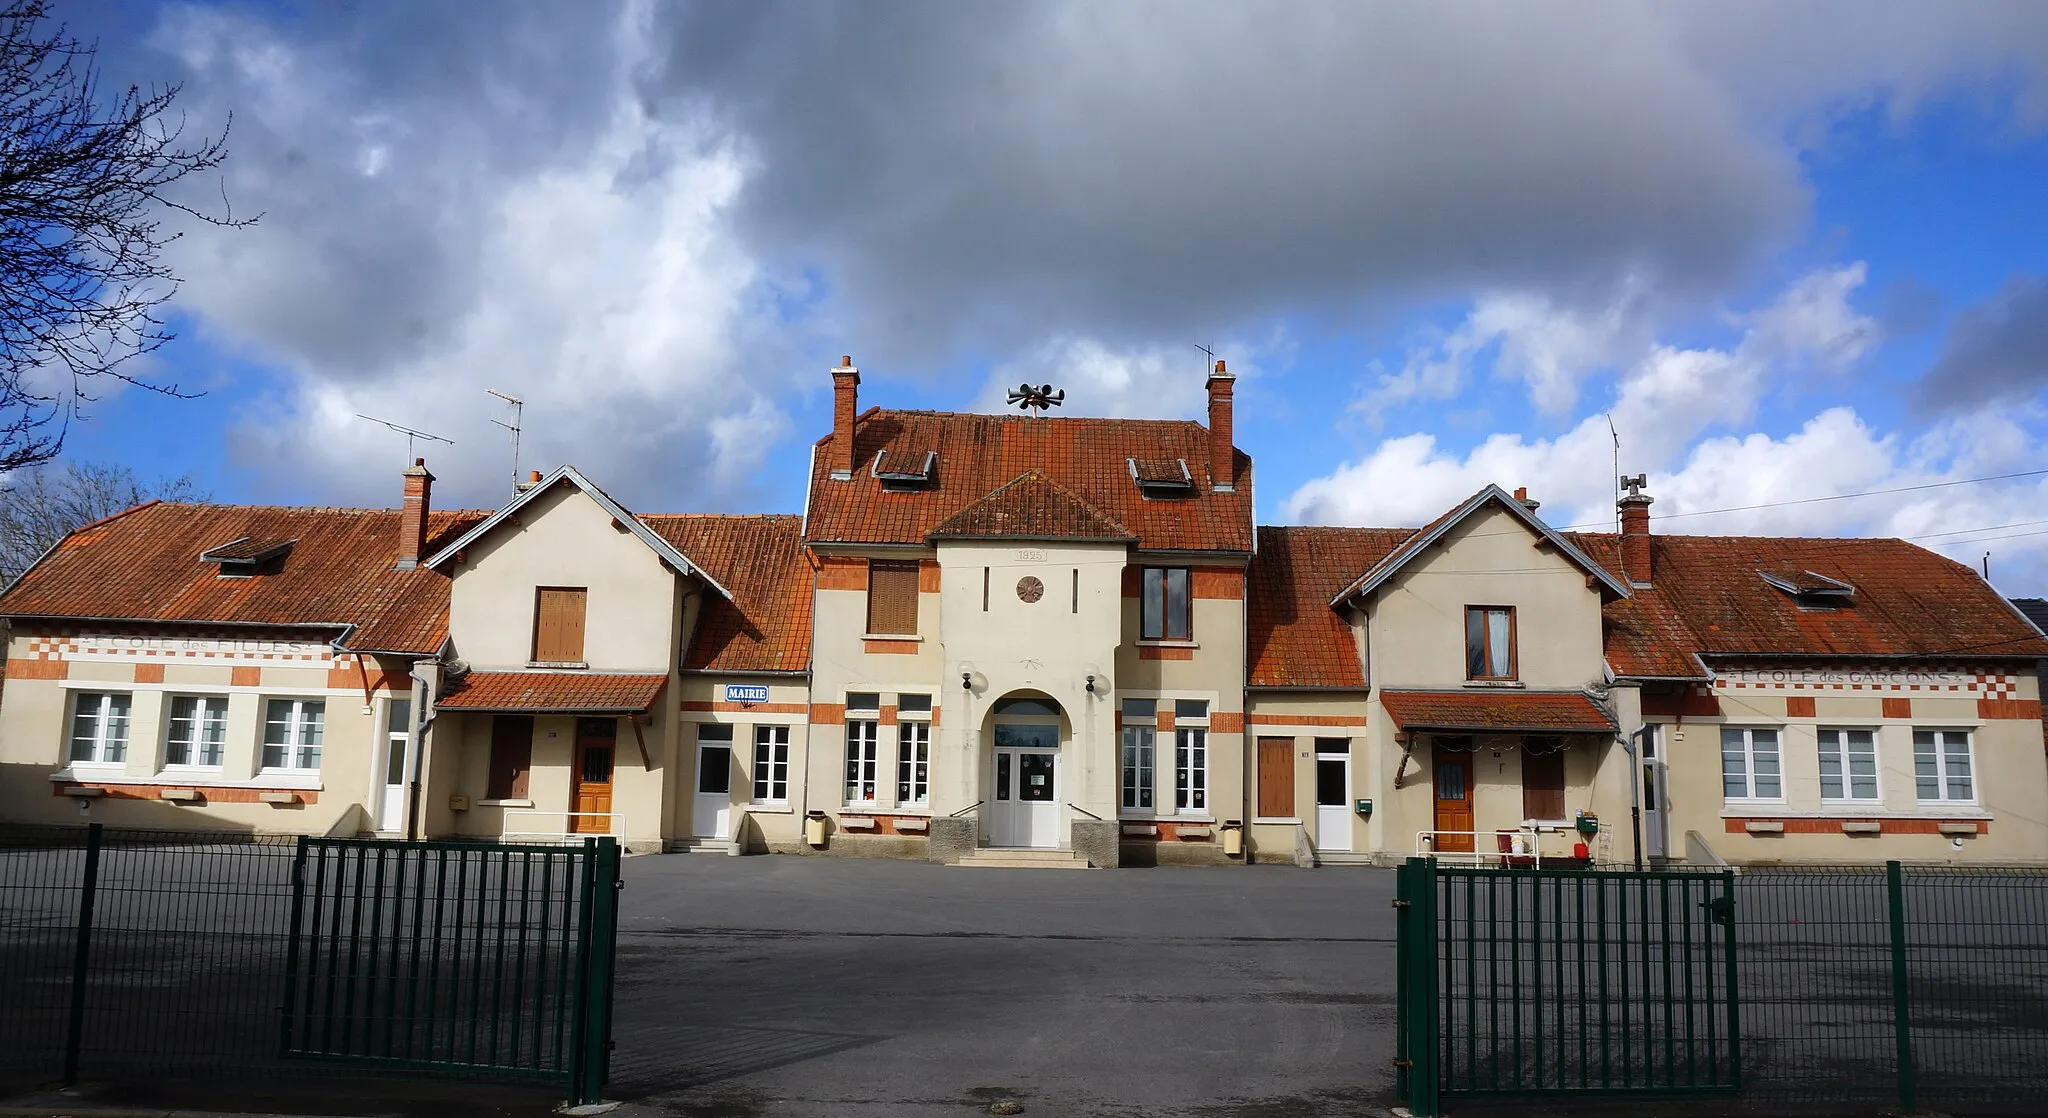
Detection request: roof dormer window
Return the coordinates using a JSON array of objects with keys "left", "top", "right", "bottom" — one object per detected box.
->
[
  {"left": 1759, "top": 568, "right": 1854, "bottom": 610},
  {"left": 198, "top": 537, "right": 295, "bottom": 579},
  {"left": 1128, "top": 457, "right": 1194, "bottom": 498},
  {"left": 871, "top": 448, "right": 937, "bottom": 491}
]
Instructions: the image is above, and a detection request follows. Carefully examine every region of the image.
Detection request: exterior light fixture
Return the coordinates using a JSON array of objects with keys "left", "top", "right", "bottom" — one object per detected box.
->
[
  {"left": 1085, "top": 674, "right": 1097, "bottom": 693},
  {"left": 962, "top": 671, "right": 973, "bottom": 691}
]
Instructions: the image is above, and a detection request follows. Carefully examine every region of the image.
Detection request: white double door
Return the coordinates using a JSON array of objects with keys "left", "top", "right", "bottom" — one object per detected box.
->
[{"left": 990, "top": 748, "right": 1060, "bottom": 848}]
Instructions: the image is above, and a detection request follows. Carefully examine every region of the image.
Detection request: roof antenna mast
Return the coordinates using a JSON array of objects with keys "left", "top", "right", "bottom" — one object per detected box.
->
[
  {"left": 1606, "top": 413, "right": 1621, "bottom": 532},
  {"left": 488, "top": 390, "right": 524, "bottom": 497},
  {"left": 355, "top": 414, "right": 453, "bottom": 463}
]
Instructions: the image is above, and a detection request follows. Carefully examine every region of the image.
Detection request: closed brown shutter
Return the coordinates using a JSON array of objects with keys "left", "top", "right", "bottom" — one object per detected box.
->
[
  {"left": 1521, "top": 743, "right": 1566, "bottom": 821},
  {"left": 488, "top": 715, "right": 534, "bottom": 799},
  {"left": 533, "top": 587, "right": 587, "bottom": 662},
  {"left": 1257, "top": 737, "right": 1295, "bottom": 818},
  {"left": 865, "top": 560, "right": 921, "bottom": 635}
]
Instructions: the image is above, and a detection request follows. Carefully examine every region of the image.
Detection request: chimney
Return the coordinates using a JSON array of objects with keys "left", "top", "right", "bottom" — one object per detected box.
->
[
  {"left": 515, "top": 469, "right": 542, "bottom": 493},
  {"left": 1618, "top": 475, "right": 1653, "bottom": 585},
  {"left": 1207, "top": 359, "right": 1236, "bottom": 493},
  {"left": 396, "top": 458, "right": 434, "bottom": 570},
  {"left": 1513, "top": 486, "right": 1541, "bottom": 513},
  {"left": 831, "top": 355, "right": 860, "bottom": 480}
]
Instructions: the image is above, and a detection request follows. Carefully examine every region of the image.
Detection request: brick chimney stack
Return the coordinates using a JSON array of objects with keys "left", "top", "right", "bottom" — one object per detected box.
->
[
  {"left": 1513, "top": 486, "right": 1541, "bottom": 513},
  {"left": 1207, "top": 359, "right": 1236, "bottom": 493},
  {"left": 1618, "top": 475, "right": 1653, "bottom": 585},
  {"left": 831, "top": 355, "right": 860, "bottom": 480},
  {"left": 396, "top": 458, "right": 434, "bottom": 570}
]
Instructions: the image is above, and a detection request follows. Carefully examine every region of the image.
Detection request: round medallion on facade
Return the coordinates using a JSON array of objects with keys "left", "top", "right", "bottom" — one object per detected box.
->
[{"left": 1016, "top": 575, "right": 1044, "bottom": 603}]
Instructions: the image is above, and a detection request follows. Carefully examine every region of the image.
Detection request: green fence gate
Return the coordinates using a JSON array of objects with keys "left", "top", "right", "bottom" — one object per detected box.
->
[
  {"left": 1395, "top": 857, "right": 1739, "bottom": 1116},
  {"left": 280, "top": 836, "right": 622, "bottom": 1106}
]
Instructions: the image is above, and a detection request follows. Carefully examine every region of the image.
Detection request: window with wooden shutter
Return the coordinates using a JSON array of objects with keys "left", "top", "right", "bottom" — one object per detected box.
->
[
  {"left": 1257, "top": 737, "right": 1295, "bottom": 818},
  {"left": 532, "top": 587, "right": 587, "bottom": 663},
  {"left": 1521, "top": 741, "right": 1567, "bottom": 821},
  {"left": 865, "top": 560, "right": 921, "bottom": 636},
  {"left": 487, "top": 715, "right": 534, "bottom": 800}
]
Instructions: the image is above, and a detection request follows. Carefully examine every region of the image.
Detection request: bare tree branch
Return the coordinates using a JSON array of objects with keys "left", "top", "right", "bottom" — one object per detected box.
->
[
  {"left": 0, "top": 458, "right": 208, "bottom": 582},
  {"left": 0, "top": 0, "right": 255, "bottom": 471}
]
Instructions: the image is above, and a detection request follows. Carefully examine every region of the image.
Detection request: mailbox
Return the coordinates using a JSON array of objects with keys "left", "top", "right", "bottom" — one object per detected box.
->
[{"left": 1355, "top": 798, "right": 1373, "bottom": 815}]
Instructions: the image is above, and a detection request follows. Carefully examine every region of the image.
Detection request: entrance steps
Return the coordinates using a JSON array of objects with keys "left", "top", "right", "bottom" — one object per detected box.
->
[
  {"left": 953, "top": 847, "right": 1093, "bottom": 870},
  {"left": 667, "top": 837, "right": 733, "bottom": 855},
  {"left": 1313, "top": 851, "right": 1379, "bottom": 867}
]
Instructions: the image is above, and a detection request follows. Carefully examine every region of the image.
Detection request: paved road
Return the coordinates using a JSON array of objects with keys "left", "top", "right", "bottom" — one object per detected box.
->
[{"left": 606, "top": 855, "right": 1400, "bottom": 1118}]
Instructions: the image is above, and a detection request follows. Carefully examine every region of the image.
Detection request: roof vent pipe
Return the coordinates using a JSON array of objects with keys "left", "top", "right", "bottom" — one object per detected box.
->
[{"left": 1618, "top": 474, "right": 1652, "bottom": 586}]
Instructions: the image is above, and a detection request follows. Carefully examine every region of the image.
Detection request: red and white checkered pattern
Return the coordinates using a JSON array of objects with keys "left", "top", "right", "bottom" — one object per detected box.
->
[{"left": 1713, "top": 665, "right": 2016, "bottom": 693}]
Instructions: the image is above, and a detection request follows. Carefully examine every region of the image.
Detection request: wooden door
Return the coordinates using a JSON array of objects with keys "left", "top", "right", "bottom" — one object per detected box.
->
[
  {"left": 1256, "top": 737, "right": 1295, "bottom": 818},
  {"left": 1433, "top": 748, "right": 1474, "bottom": 853},
  {"left": 571, "top": 718, "right": 616, "bottom": 834}
]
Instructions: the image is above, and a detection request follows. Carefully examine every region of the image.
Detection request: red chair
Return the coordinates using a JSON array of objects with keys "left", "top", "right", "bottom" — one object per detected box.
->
[{"left": 1496, "top": 832, "right": 1537, "bottom": 868}]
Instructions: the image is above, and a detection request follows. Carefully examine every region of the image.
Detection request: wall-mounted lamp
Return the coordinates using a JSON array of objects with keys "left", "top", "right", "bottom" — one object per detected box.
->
[
  {"left": 961, "top": 670, "right": 973, "bottom": 692},
  {"left": 1085, "top": 674, "right": 1097, "bottom": 694}
]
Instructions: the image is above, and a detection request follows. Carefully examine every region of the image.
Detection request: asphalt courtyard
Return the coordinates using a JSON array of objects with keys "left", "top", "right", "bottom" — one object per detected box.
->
[{"left": 605, "top": 855, "right": 1400, "bottom": 1118}]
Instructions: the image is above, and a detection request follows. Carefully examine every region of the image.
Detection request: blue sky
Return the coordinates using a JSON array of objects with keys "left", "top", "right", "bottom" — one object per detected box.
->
[{"left": 43, "top": 2, "right": 2048, "bottom": 588}]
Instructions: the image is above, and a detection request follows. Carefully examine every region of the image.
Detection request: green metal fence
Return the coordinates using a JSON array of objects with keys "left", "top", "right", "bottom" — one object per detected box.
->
[
  {"left": 281, "top": 836, "right": 622, "bottom": 1105},
  {"left": 0, "top": 825, "right": 621, "bottom": 1107},
  {"left": 1396, "top": 857, "right": 2048, "bottom": 1116}
]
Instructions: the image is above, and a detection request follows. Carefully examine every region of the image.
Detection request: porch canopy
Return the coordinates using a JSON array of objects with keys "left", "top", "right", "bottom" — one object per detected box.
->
[
  {"left": 1379, "top": 690, "right": 1615, "bottom": 736},
  {"left": 435, "top": 671, "right": 668, "bottom": 714}
]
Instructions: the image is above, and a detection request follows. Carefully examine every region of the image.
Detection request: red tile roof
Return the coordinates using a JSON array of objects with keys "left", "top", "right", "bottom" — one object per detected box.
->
[
  {"left": 1248, "top": 526, "right": 1413, "bottom": 688},
  {"left": 1380, "top": 690, "right": 1617, "bottom": 734},
  {"left": 0, "top": 503, "right": 488, "bottom": 654},
  {"left": 1569, "top": 533, "right": 2048, "bottom": 677},
  {"left": 805, "top": 410, "right": 1253, "bottom": 553},
  {"left": 639, "top": 514, "right": 812, "bottom": 674},
  {"left": 926, "top": 471, "right": 1134, "bottom": 542},
  {"left": 436, "top": 671, "right": 667, "bottom": 713}
]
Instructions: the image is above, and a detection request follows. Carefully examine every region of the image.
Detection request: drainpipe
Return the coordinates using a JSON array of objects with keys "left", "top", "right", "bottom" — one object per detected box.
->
[
  {"left": 406, "top": 658, "right": 439, "bottom": 841},
  {"left": 1623, "top": 725, "right": 1647, "bottom": 870}
]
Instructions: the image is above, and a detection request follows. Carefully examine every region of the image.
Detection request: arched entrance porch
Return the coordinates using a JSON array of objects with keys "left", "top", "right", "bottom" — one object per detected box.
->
[{"left": 986, "top": 692, "right": 1065, "bottom": 848}]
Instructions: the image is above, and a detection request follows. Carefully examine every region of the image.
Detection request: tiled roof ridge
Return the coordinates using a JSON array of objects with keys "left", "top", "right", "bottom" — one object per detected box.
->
[
  {"left": 67, "top": 499, "right": 164, "bottom": 536},
  {"left": 638, "top": 512, "right": 802, "bottom": 523},
  {"left": 131, "top": 501, "right": 499, "bottom": 517}
]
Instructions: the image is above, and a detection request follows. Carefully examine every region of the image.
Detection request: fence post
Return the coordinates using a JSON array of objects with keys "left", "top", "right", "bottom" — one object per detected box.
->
[
  {"left": 1886, "top": 860, "right": 1917, "bottom": 1114},
  {"left": 1411, "top": 856, "right": 1442, "bottom": 1118},
  {"left": 62, "top": 822, "right": 103, "bottom": 1088},
  {"left": 1720, "top": 869, "right": 1741, "bottom": 1090},
  {"left": 567, "top": 837, "right": 621, "bottom": 1108},
  {"left": 279, "top": 836, "right": 311, "bottom": 1056},
  {"left": 1393, "top": 859, "right": 1411, "bottom": 1105}
]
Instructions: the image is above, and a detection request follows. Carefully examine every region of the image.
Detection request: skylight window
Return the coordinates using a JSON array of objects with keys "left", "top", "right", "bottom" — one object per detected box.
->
[
  {"left": 198, "top": 537, "right": 295, "bottom": 578},
  {"left": 1128, "top": 457, "right": 1194, "bottom": 498},
  {"left": 1758, "top": 568, "right": 1854, "bottom": 609},
  {"left": 871, "top": 448, "right": 937, "bottom": 491}
]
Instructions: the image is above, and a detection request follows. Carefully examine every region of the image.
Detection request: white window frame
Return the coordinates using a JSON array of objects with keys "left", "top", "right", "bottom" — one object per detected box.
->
[
  {"left": 69, "top": 692, "right": 132, "bottom": 766},
  {"left": 844, "top": 716, "right": 880, "bottom": 805},
  {"left": 1913, "top": 728, "right": 1976, "bottom": 804},
  {"left": 1174, "top": 699, "right": 1210, "bottom": 814},
  {"left": 164, "top": 695, "right": 230, "bottom": 770},
  {"left": 1816, "top": 726, "right": 1880, "bottom": 804},
  {"left": 1120, "top": 699, "right": 1156, "bottom": 812},
  {"left": 261, "top": 698, "right": 325, "bottom": 773},
  {"left": 753, "top": 724, "right": 790, "bottom": 804},
  {"left": 1720, "top": 726, "right": 1783, "bottom": 803},
  {"left": 895, "top": 718, "right": 930, "bottom": 807}
]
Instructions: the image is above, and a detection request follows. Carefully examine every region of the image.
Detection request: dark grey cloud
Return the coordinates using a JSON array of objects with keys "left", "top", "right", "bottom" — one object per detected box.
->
[{"left": 1921, "top": 274, "right": 2048, "bottom": 407}]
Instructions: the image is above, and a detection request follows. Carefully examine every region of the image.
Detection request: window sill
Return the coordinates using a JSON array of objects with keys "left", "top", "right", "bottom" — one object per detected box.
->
[
  {"left": 1719, "top": 807, "right": 1991, "bottom": 820},
  {"left": 1119, "top": 814, "right": 1216, "bottom": 824},
  {"left": 527, "top": 661, "right": 589, "bottom": 670},
  {"left": 256, "top": 770, "right": 324, "bottom": 785},
  {"left": 1137, "top": 639, "right": 1200, "bottom": 649},
  {"left": 1252, "top": 817, "right": 1301, "bottom": 825},
  {"left": 836, "top": 805, "right": 931, "bottom": 817},
  {"left": 860, "top": 633, "right": 922, "bottom": 642},
  {"left": 746, "top": 803, "right": 793, "bottom": 814},
  {"left": 53, "top": 769, "right": 323, "bottom": 791},
  {"left": 160, "top": 766, "right": 226, "bottom": 778},
  {"left": 1463, "top": 679, "right": 1525, "bottom": 689},
  {"left": 477, "top": 798, "right": 535, "bottom": 808}
]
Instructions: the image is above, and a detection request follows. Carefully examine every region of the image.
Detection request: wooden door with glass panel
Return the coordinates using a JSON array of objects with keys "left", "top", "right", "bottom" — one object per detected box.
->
[
  {"left": 571, "top": 718, "right": 617, "bottom": 834},
  {"left": 1432, "top": 741, "right": 1475, "bottom": 853}
]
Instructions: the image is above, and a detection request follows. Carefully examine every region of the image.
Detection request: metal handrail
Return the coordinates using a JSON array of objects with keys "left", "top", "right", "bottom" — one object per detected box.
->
[
  {"left": 503, "top": 809, "right": 624, "bottom": 842},
  {"left": 948, "top": 800, "right": 986, "bottom": 818},
  {"left": 1414, "top": 828, "right": 1545, "bottom": 868},
  {"left": 1067, "top": 803, "right": 1104, "bottom": 821}
]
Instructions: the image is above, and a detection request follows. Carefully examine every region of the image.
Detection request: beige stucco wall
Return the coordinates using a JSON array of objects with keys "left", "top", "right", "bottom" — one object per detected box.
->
[
  {"left": 0, "top": 629, "right": 405, "bottom": 836},
  {"left": 675, "top": 677, "right": 814, "bottom": 850},
  {"left": 1364, "top": 504, "right": 1607, "bottom": 692},
  {"left": 1649, "top": 674, "right": 2048, "bottom": 865},
  {"left": 1241, "top": 692, "right": 1370, "bottom": 860},
  {"left": 444, "top": 483, "right": 680, "bottom": 673}
]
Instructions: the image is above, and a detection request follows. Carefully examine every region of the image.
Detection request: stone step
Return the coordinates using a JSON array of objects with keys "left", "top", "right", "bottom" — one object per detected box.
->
[
  {"left": 953, "top": 847, "right": 1093, "bottom": 869},
  {"left": 668, "top": 838, "right": 733, "bottom": 855}
]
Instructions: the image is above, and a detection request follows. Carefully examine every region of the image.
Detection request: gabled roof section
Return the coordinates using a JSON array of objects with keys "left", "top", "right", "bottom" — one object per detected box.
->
[
  {"left": 806, "top": 410, "right": 1253, "bottom": 553},
  {"left": 422, "top": 466, "right": 731, "bottom": 599},
  {"left": 926, "top": 470, "right": 1135, "bottom": 543},
  {"left": 1248, "top": 526, "right": 1414, "bottom": 688},
  {"left": 0, "top": 503, "right": 488, "bottom": 654},
  {"left": 640, "top": 514, "right": 812, "bottom": 674},
  {"left": 1331, "top": 484, "right": 1631, "bottom": 607}
]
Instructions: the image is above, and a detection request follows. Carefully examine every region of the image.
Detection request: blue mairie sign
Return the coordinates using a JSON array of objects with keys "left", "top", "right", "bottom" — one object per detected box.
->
[{"left": 724, "top": 683, "right": 770, "bottom": 705}]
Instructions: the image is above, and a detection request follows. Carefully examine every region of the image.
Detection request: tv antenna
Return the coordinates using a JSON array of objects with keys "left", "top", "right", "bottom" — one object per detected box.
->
[
  {"left": 1194, "top": 342, "right": 1217, "bottom": 369},
  {"left": 1005, "top": 382, "right": 1065, "bottom": 416},
  {"left": 355, "top": 414, "right": 453, "bottom": 462},
  {"left": 487, "top": 390, "right": 524, "bottom": 496},
  {"left": 1606, "top": 413, "right": 1621, "bottom": 532}
]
